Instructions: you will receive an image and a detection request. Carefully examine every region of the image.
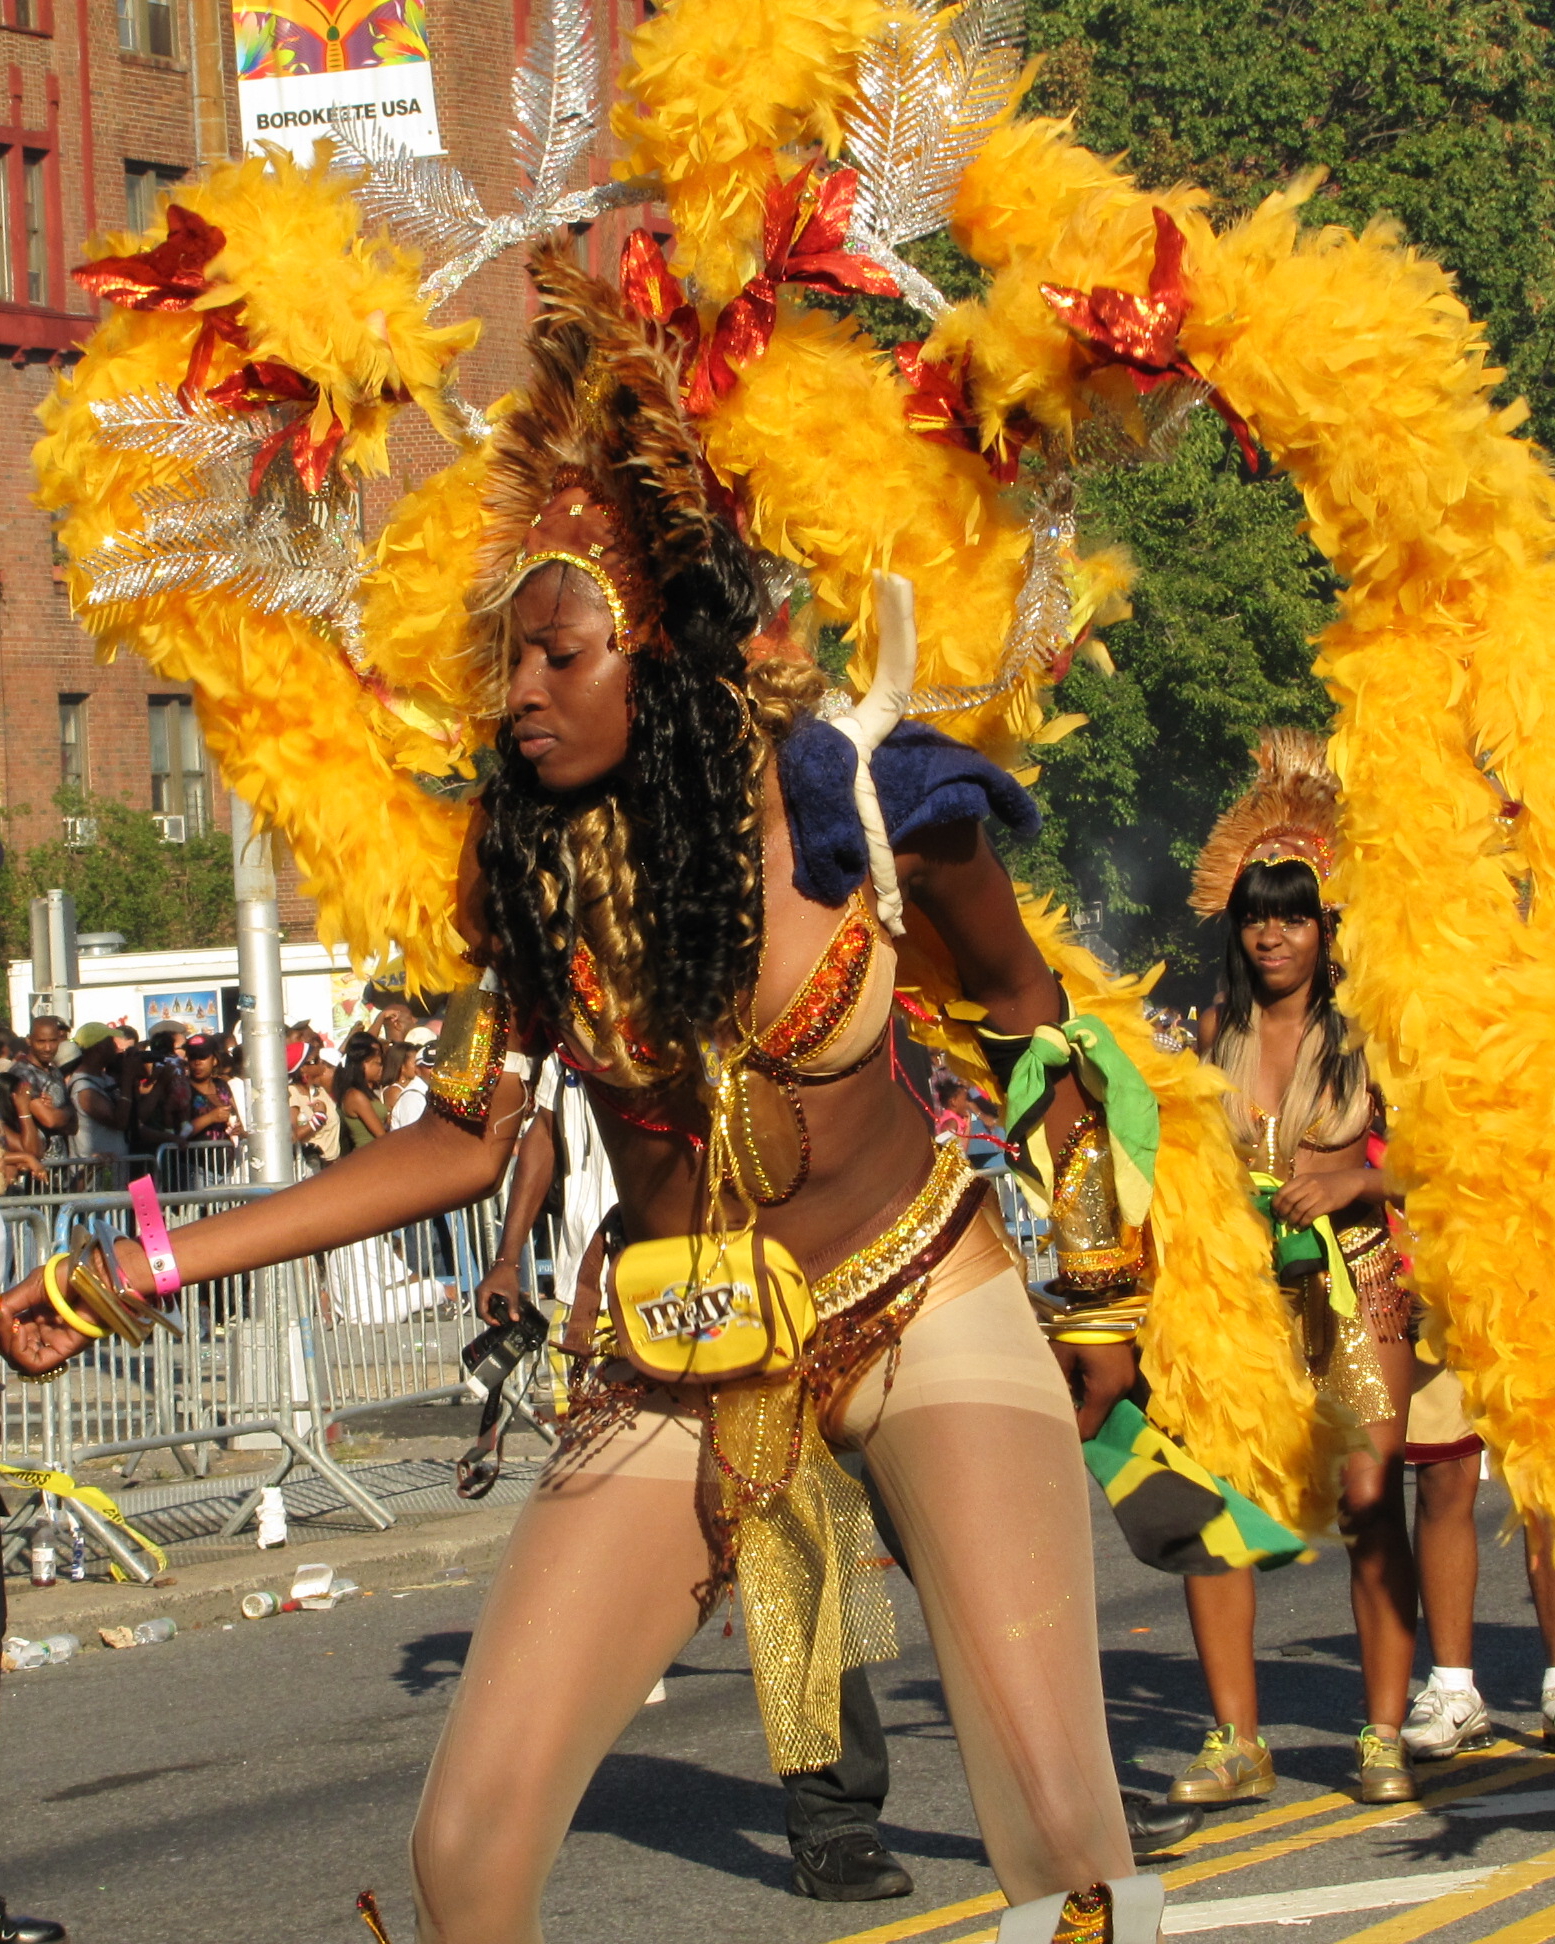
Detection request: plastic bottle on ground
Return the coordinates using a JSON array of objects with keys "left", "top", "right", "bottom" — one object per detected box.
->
[
  {"left": 240, "top": 1591, "right": 281, "bottom": 1619},
  {"left": 28, "top": 1512, "right": 60, "bottom": 1588},
  {"left": 132, "top": 1617, "right": 177, "bottom": 1645},
  {"left": 64, "top": 1508, "right": 87, "bottom": 1582},
  {"left": 256, "top": 1485, "right": 288, "bottom": 1550},
  {"left": 42, "top": 1634, "right": 80, "bottom": 1664}
]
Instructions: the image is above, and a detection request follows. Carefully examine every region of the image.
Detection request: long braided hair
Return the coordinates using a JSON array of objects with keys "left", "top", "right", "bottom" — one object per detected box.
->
[{"left": 478, "top": 521, "right": 808, "bottom": 1073}]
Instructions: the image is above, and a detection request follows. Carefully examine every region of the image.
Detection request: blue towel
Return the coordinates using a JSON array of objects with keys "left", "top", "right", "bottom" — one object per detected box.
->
[{"left": 776, "top": 714, "right": 1041, "bottom": 907}]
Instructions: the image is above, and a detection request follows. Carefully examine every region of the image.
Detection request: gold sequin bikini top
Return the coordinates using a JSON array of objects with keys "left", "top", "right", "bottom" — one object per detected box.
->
[
  {"left": 565, "top": 893, "right": 897, "bottom": 1201},
  {"left": 568, "top": 892, "right": 893, "bottom": 1081}
]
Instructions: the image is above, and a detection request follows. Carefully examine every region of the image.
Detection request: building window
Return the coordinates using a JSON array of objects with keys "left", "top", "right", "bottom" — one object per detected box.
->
[
  {"left": 149, "top": 695, "right": 209, "bottom": 835},
  {"left": 23, "top": 152, "right": 46, "bottom": 305},
  {"left": 2, "top": 1, "right": 54, "bottom": 31},
  {"left": 59, "top": 693, "right": 88, "bottom": 793},
  {"left": 117, "top": 0, "right": 175, "bottom": 56},
  {"left": 124, "top": 162, "right": 184, "bottom": 233},
  {"left": 0, "top": 151, "right": 11, "bottom": 304}
]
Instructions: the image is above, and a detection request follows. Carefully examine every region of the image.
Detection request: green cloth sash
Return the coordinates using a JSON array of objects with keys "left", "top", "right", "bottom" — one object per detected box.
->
[
  {"left": 1249, "top": 1171, "right": 1357, "bottom": 1318},
  {"left": 1082, "top": 1400, "right": 1309, "bottom": 1575},
  {"left": 1005, "top": 1014, "right": 1159, "bottom": 1227}
]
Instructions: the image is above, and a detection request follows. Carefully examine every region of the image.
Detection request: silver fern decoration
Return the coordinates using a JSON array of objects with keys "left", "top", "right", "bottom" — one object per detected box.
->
[
  {"left": 905, "top": 494, "right": 1073, "bottom": 723},
  {"left": 844, "top": 0, "right": 1026, "bottom": 321},
  {"left": 330, "top": 0, "right": 656, "bottom": 310},
  {"left": 82, "top": 394, "right": 365, "bottom": 657},
  {"left": 510, "top": 0, "right": 600, "bottom": 226},
  {"left": 90, "top": 385, "right": 265, "bottom": 466}
]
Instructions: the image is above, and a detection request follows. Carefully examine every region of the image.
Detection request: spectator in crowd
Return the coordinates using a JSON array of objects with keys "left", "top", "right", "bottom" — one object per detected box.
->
[
  {"left": 135, "top": 1028, "right": 192, "bottom": 1150},
  {"left": 8, "top": 1016, "right": 76, "bottom": 1161},
  {"left": 371, "top": 1000, "right": 415, "bottom": 1044},
  {"left": 389, "top": 1041, "right": 437, "bottom": 1130},
  {"left": 333, "top": 1032, "right": 387, "bottom": 1148},
  {"left": 65, "top": 1023, "right": 131, "bottom": 1161},
  {"left": 0, "top": 1071, "right": 44, "bottom": 1191},
  {"left": 288, "top": 1043, "right": 341, "bottom": 1167},
  {"left": 379, "top": 1043, "right": 418, "bottom": 1122},
  {"left": 185, "top": 1034, "right": 244, "bottom": 1141}
]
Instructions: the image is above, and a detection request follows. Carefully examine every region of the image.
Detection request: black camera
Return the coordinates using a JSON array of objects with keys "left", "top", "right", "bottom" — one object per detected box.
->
[{"left": 460, "top": 1302, "right": 549, "bottom": 1402}]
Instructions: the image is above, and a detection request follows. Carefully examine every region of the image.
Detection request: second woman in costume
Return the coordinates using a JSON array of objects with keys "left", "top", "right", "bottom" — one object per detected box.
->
[{"left": 1170, "top": 733, "right": 1419, "bottom": 1808}]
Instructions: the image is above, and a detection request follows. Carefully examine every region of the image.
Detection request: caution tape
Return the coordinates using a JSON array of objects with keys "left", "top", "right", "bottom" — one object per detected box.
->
[{"left": 0, "top": 1460, "right": 168, "bottom": 1578}]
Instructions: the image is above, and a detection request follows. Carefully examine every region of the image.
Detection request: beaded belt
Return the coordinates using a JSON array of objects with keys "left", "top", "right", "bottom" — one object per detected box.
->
[{"left": 810, "top": 1141, "right": 981, "bottom": 1321}]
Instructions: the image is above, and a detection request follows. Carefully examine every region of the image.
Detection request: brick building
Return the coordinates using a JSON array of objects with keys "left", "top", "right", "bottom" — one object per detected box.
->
[{"left": 0, "top": 0, "right": 644, "bottom": 937}]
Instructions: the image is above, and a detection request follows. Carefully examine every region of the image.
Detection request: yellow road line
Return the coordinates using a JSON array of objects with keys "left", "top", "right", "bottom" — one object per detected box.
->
[
  {"left": 820, "top": 1892, "right": 1004, "bottom": 1944},
  {"left": 1327, "top": 1847, "right": 1555, "bottom": 1943},
  {"left": 1172, "top": 1742, "right": 1528, "bottom": 1855},
  {"left": 822, "top": 1746, "right": 1548, "bottom": 1944},
  {"left": 1456, "top": 1903, "right": 1555, "bottom": 1944},
  {"left": 1162, "top": 1761, "right": 1552, "bottom": 1893}
]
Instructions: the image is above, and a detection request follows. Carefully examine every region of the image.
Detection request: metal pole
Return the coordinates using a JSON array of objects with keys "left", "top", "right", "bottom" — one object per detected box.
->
[
  {"left": 230, "top": 794, "right": 292, "bottom": 1187},
  {"left": 45, "top": 888, "right": 78, "bottom": 1023}
]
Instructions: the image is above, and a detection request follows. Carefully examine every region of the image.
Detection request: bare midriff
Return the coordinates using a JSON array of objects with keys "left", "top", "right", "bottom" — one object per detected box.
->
[{"left": 564, "top": 774, "right": 939, "bottom": 1280}]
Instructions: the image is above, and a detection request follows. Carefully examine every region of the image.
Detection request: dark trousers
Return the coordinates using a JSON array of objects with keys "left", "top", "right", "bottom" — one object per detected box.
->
[
  {"left": 779, "top": 1470, "right": 908, "bottom": 1852},
  {"left": 782, "top": 1663, "right": 891, "bottom": 1848}
]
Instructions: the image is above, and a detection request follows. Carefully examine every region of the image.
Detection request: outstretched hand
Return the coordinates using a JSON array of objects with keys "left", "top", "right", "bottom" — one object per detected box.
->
[{"left": 0, "top": 1268, "right": 90, "bottom": 1376}]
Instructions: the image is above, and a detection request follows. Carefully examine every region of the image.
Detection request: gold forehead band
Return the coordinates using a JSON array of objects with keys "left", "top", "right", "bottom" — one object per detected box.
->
[{"left": 513, "top": 550, "right": 636, "bottom": 653}]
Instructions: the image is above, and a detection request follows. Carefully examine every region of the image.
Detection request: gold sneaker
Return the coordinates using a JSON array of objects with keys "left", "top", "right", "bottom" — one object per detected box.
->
[
  {"left": 1357, "top": 1724, "right": 1417, "bottom": 1802},
  {"left": 1169, "top": 1724, "right": 1275, "bottom": 1805}
]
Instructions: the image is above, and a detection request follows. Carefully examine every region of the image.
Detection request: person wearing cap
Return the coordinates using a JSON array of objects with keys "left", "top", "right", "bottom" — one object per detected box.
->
[
  {"left": 66, "top": 1023, "right": 131, "bottom": 1161},
  {"left": 388, "top": 1039, "right": 439, "bottom": 1131},
  {"left": 185, "top": 1034, "right": 244, "bottom": 1141},
  {"left": 289, "top": 1042, "right": 341, "bottom": 1167}
]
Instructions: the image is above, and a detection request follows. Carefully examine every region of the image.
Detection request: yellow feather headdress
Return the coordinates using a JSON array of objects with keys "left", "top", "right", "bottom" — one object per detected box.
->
[
  {"left": 1189, "top": 730, "right": 1340, "bottom": 917},
  {"left": 33, "top": 0, "right": 1555, "bottom": 1527}
]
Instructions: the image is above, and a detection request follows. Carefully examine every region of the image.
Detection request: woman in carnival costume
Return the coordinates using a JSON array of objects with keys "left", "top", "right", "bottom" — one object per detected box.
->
[
  {"left": 1170, "top": 734, "right": 1418, "bottom": 1809},
  {"left": 3, "top": 244, "right": 1161, "bottom": 1944},
  {"left": 8, "top": 0, "right": 1555, "bottom": 1936}
]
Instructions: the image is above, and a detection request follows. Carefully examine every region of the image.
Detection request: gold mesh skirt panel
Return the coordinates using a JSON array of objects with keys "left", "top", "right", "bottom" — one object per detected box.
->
[{"left": 711, "top": 1379, "right": 897, "bottom": 1773}]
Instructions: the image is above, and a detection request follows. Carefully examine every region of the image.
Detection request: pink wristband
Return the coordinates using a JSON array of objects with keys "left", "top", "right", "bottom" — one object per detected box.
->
[{"left": 128, "top": 1174, "right": 182, "bottom": 1298}]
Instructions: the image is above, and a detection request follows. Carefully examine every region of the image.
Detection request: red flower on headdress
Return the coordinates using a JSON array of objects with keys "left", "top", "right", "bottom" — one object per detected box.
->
[
  {"left": 894, "top": 343, "right": 1030, "bottom": 487},
  {"left": 621, "top": 166, "right": 900, "bottom": 416},
  {"left": 1041, "top": 208, "right": 1259, "bottom": 471},
  {"left": 73, "top": 205, "right": 247, "bottom": 400},
  {"left": 206, "top": 360, "right": 347, "bottom": 495}
]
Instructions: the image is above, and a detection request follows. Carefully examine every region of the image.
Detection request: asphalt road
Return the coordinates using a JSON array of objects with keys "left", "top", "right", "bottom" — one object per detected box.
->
[{"left": 5, "top": 1477, "right": 1554, "bottom": 1944}]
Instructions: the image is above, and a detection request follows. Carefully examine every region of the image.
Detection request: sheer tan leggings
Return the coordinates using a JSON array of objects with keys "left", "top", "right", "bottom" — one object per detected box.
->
[{"left": 411, "top": 1249, "right": 1132, "bottom": 1942}]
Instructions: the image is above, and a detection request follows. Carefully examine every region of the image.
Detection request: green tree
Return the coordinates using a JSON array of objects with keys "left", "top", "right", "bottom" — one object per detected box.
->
[
  {"left": 996, "top": 0, "right": 1555, "bottom": 989},
  {"left": 1024, "top": 0, "right": 1555, "bottom": 442},
  {"left": 0, "top": 791, "right": 237, "bottom": 962},
  {"left": 1005, "top": 416, "right": 1334, "bottom": 1002}
]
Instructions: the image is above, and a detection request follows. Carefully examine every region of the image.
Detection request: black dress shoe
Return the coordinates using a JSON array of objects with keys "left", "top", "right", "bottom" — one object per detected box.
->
[
  {"left": 790, "top": 1830, "right": 914, "bottom": 1902},
  {"left": 1122, "top": 1786, "right": 1203, "bottom": 1857},
  {"left": 0, "top": 1900, "right": 68, "bottom": 1944}
]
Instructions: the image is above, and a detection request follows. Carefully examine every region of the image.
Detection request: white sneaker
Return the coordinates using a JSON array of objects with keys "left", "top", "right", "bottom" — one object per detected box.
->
[{"left": 1402, "top": 1683, "right": 1493, "bottom": 1758}]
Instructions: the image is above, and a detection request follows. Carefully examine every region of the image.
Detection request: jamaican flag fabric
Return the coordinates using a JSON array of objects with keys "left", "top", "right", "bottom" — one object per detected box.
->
[{"left": 1083, "top": 1400, "right": 1308, "bottom": 1576}]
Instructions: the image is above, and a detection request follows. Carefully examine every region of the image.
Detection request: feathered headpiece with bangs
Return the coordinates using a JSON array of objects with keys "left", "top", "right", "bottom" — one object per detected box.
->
[
  {"left": 1190, "top": 728, "right": 1339, "bottom": 917},
  {"left": 471, "top": 242, "right": 719, "bottom": 666}
]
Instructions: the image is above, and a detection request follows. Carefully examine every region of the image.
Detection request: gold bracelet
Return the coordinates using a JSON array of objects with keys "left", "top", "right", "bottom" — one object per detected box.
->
[{"left": 42, "top": 1254, "right": 107, "bottom": 1339}]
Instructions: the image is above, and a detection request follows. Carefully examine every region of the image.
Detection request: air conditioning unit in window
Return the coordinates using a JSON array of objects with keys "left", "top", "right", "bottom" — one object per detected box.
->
[
  {"left": 62, "top": 816, "right": 98, "bottom": 848},
  {"left": 153, "top": 813, "right": 187, "bottom": 843}
]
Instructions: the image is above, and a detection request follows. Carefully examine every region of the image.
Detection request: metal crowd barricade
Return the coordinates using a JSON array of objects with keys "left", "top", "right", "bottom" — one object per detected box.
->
[
  {"left": 154, "top": 1138, "right": 250, "bottom": 1191},
  {"left": 0, "top": 1187, "right": 393, "bottom": 1573},
  {"left": 300, "top": 1192, "right": 557, "bottom": 1447},
  {"left": 990, "top": 1168, "right": 1059, "bottom": 1289},
  {"left": 33, "top": 1155, "right": 145, "bottom": 1197}
]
